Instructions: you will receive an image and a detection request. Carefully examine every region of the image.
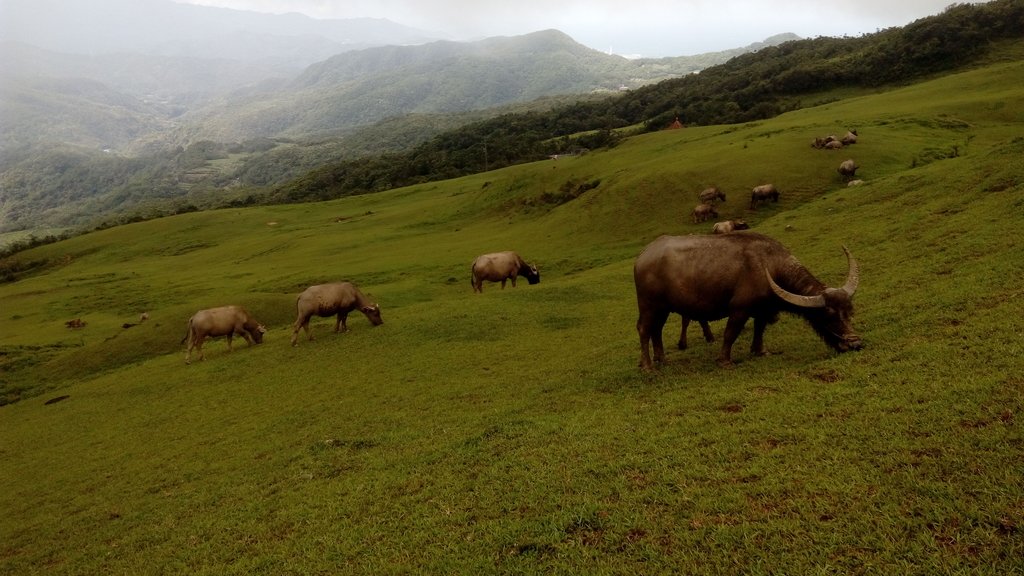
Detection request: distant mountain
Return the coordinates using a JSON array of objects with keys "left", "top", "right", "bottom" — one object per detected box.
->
[{"left": 173, "top": 30, "right": 801, "bottom": 143}]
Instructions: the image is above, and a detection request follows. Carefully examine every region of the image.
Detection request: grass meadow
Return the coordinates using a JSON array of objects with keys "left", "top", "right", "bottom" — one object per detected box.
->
[{"left": 1, "top": 52, "right": 1023, "bottom": 574}]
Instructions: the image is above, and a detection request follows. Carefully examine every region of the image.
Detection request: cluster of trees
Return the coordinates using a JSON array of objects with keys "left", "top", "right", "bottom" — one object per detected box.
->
[{"left": 269, "top": 0, "right": 1024, "bottom": 204}]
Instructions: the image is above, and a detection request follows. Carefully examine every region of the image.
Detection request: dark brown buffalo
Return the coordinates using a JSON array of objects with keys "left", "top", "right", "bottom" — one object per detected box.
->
[
  {"left": 182, "top": 305, "right": 266, "bottom": 364},
  {"left": 698, "top": 186, "right": 726, "bottom": 205},
  {"left": 838, "top": 159, "right": 858, "bottom": 181},
  {"left": 634, "top": 232, "right": 862, "bottom": 369},
  {"left": 691, "top": 203, "right": 718, "bottom": 223},
  {"left": 291, "top": 282, "right": 382, "bottom": 346},
  {"left": 471, "top": 251, "right": 540, "bottom": 293},
  {"left": 750, "top": 184, "right": 779, "bottom": 209}
]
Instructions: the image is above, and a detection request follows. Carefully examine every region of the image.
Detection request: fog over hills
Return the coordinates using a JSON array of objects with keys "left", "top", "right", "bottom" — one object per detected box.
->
[
  {"left": 1, "top": 0, "right": 799, "bottom": 154},
  {"left": 1, "top": 0, "right": 438, "bottom": 67}
]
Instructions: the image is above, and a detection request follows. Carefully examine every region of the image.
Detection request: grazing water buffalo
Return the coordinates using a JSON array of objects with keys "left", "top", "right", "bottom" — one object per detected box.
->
[
  {"left": 634, "top": 232, "right": 862, "bottom": 370},
  {"left": 750, "top": 184, "right": 779, "bottom": 209},
  {"left": 691, "top": 203, "right": 718, "bottom": 223},
  {"left": 291, "top": 282, "right": 382, "bottom": 346},
  {"left": 182, "top": 305, "right": 266, "bottom": 364},
  {"left": 712, "top": 219, "right": 749, "bottom": 234},
  {"left": 698, "top": 186, "right": 726, "bottom": 205},
  {"left": 838, "top": 159, "right": 859, "bottom": 181},
  {"left": 471, "top": 251, "right": 540, "bottom": 293}
]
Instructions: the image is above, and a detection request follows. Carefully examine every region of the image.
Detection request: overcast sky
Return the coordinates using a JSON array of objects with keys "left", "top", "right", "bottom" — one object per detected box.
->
[{"left": 178, "top": 0, "right": 973, "bottom": 57}]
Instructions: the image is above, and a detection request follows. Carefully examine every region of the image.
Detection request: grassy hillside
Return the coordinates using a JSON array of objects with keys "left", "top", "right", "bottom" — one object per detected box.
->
[{"left": 1, "top": 57, "right": 1022, "bottom": 574}]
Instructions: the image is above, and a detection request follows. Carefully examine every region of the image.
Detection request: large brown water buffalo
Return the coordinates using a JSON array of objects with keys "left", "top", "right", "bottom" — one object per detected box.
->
[
  {"left": 471, "top": 251, "right": 540, "bottom": 293},
  {"left": 633, "top": 232, "right": 862, "bottom": 370},
  {"left": 182, "top": 305, "right": 266, "bottom": 364},
  {"left": 291, "top": 282, "right": 383, "bottom": 346}
]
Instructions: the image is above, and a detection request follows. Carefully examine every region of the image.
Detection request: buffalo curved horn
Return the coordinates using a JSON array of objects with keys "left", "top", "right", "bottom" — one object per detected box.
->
[
  {"left": 765, "top": 268, "right": 826, "bottom": 308},
  {"left": 841, "top": 246, "right": 859, "bottom": 296}
]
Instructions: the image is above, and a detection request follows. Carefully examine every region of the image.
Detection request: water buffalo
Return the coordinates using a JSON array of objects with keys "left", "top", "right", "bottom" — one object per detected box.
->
[
  {"left": 691, "top": 203, "right": 718, "bottom": 223},
  {"left": 712, "top": 219, "right": 750, "bottom": 234},
  {"left": 471, "top": 251, "right": 540, "bottom": 293},
  {"left": 750, "top": 184, "right": 779, "bottom": 209},
  {"left": 634, "top": 232, "right": 862, "bottom": 370},
  {"left": 698, "top": 186, "right": 726, "bottom": 205},
  {"left": 291, "top": 282, "right": 383, "bottom": 346},
  {"left": 841, "top": 130, "right": 858, "bottom": 145},
  {"left": 182, "top": 305, "right": 266, "bottom": 364},
  {"left": 838, "top": 159, "right": 859, "bottom": 181}
]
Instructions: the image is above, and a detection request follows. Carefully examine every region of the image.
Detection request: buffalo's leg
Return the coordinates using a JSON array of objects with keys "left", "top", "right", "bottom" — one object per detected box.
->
[
  {"left": 679, "top": 317, "right": 715, "bottom": 350},
  {"left": 291, "top": 315, "right": 311, "bottom": 346},
  {"left": 637, "top": 308, "right": 667, "bottom": 370},
  {"left": 699, "top": 321, "right": 715, "bottom": 343},
  {"left": 750, "top": 316, "right": 770, "bottom": 357},
  {"left": 336, "top": 312, "right": 350, "bottom": 333},
  {"left": 719, "top": 314, "right": 749, "bottom": 367},
  {"left": 650, "top": 310, "right": 670, "bottom": 365},
  {"left": 500, "top": 279, "right": 507, "bottom": 289},
  {"left": 678, "top": 317, "right": 691, "bottom": 350}
]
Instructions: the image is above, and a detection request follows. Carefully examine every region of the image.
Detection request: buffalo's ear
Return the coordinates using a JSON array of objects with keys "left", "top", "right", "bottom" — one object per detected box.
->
[{"left": 258, "top": 324, "right": 268, "bottom": 333}]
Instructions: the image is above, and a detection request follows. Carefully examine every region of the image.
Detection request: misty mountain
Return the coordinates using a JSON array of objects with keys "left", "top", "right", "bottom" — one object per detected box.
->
[
  {"left": 0, "top": 0, "right": 438, "bottom": 68},
  {"left": 171, "top": 30, "right": 801, "bottom": 143}
]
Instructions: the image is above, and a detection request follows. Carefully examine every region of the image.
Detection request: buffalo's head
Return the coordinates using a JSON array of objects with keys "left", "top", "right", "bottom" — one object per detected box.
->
[
  {"left": 362, "top": 304, "right": 384, "bottom": 326},
  {"left": 251, "top": 324, "right": 267, "bottom": 344},
  {"left": 766, "top": 247, "right": 863, "bottom": 352},
  {"left": 525, "top": 265, "right": 541, "bottom": 285}
]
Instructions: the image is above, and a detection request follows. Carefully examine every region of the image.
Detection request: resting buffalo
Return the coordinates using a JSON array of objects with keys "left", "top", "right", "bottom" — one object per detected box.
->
[
  {"left": 841, "top": 130, "right": 858, "bottom": 145},
  {"left": 838, "top": 159, "right": 858, "bottom": 181},
  {"left": 712, "top": 219, "right": 749, "bottom": 234},
  {"left": 634, "top": 232, "right": 862, "bottom": 369},
  {"left": 698, "top": 186, "right": 726, "bottom": 205},
  {"left": 471, "top": 251, "right": 540, "bottom": 293},
  {"left": 750, "top": 184, "right": 779, "bottom": 209},
  {"left": 291, "top": 282, "right": 382, "bottom": 346},
  {"left": 182, "top": 305, "right": 266, "bottom": 364},
  {"left": 691, "top": 203, "right": 718, "bottom": 223}
]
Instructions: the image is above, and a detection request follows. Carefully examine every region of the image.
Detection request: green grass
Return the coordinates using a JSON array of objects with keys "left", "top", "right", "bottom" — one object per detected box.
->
[{"left": 1, "top": 56, "right": 1023, "bottom": 574}]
